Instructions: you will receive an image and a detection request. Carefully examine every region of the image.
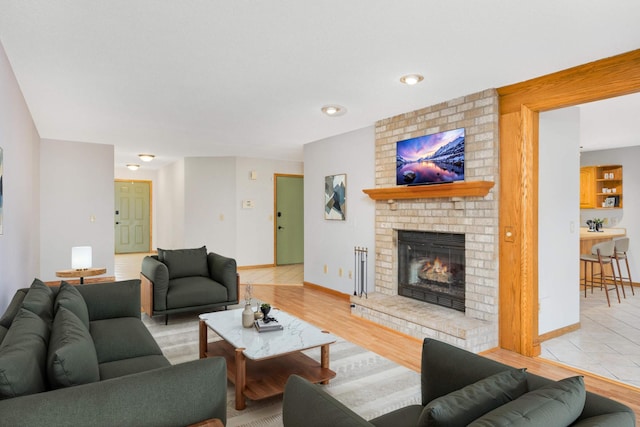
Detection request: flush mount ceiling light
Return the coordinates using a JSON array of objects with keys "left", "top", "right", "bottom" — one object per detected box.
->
[
  {"left": 321, "top": 105, "right": 347, "bottom": 117},
  {"left": 126, "top": 163, "right": 140, "bottom": 171},
  {"left": 399, "top": 74, "right": 424, "bottom": 85},
  {"left": 138, "top": 154, "right": 155, "bottom": 162}
]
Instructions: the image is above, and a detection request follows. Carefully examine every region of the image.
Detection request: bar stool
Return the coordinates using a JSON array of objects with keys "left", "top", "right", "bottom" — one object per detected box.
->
[
  {"left": 580, "top": 240, "right": 621, "bottom": 307},
  {"left": 613, "top": 237, "right": 634, "bottom": 296}
]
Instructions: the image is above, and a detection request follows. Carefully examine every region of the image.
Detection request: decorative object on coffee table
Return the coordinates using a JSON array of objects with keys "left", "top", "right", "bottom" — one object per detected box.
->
[
  {"left": 242, "top": 284, "right": 255, "bottom": 327},
  {"left": 260, "top": 303, "right": 271, "bottom": 317},
  {"left": 242, "top": 303, "right": 254, "bottom": 328}
]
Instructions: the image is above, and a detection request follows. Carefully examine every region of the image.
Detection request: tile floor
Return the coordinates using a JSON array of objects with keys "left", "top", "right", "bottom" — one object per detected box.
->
[{"left": 541, "top": 284, "right": 640, "bottom": 388}]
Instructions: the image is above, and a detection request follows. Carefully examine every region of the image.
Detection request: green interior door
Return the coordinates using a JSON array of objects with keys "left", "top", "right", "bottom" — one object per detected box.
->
[
  {"left": 115, "top": 181, "right": 151, "bottom": 253},
  {"left": 275, "top": 175, "right": 304, "bottom": 265}
]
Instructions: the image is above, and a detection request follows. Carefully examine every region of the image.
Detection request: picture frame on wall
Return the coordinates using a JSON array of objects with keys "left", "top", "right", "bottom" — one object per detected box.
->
[
  {"left": 604, "top": 196, "right": 616, "bottom": 208},
  {"left": 324, "top": 174, "right": 346, "bottom": 220}
]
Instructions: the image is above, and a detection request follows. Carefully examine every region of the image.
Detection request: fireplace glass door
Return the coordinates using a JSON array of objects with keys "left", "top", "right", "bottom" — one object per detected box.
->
[{"left": 398, "top": 231, "right": 465, "bottom": 311}]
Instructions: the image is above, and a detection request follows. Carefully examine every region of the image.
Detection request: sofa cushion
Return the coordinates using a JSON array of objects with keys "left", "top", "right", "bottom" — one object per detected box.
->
[
  {"left": 469, "top": 376, "right": 586, "bottom": 426},
  {"left": 419, "top": 368, "right": 528, "bottom": 427},
  {"left": 370, "top": 405, "right": 423, "bottom": 427},
  {"left": 0, "top": 289, "right": 28, "bottom": 328},
  {"left": 159, "top": 246, "right": 209, "bottom": 279},
  {"left": 47, "top": 307, "right": 100, "bottom": 389},
  {"left": 54, "top": 281, "right": 90, "bottom": 330},
  {"left": 166, "top": 276, "right": 228, "bottom": 309},
  {"left": 0, "top": 308, "right": 49, "bottom": 398},
  {"left": 21, "top": 279, "right": 54, "bottom": 325},
  {"left": 90, "top": 317, "right": 163, "bottom": 364},
  {"left": 99, "top": 355, "right": 170, "bottom": 380}
]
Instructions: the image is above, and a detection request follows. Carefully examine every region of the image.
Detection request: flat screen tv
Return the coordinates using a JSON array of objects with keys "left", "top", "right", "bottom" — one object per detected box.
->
[{"left": 396, "top": 127, "right": 465, "bottom": 186}]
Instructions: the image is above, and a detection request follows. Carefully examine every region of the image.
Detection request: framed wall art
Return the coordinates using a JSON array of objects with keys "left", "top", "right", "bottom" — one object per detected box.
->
[{"left": 324, "top": 173, "right": 346, "bottom": 220}]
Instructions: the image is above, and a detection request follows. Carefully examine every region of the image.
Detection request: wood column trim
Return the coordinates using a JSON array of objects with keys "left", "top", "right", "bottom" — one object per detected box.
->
[{"left": 497, "top": 48, "right": 640, "bottom": 357}]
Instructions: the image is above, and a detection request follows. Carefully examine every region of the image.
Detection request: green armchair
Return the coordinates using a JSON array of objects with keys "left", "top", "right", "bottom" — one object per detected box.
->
[{"left": 140, "top": 246, "right": 239, "bottom": 324}]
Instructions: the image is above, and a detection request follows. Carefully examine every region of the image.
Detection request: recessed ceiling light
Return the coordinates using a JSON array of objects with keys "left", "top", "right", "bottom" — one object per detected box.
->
[
  {"left": 400, "top": 74, "right": 424, "bottom": 85},
  {"left": 126, "top": 163, "right": 140, "bottom": 171},
  {"left": 321, "top": 105, "right": 347, "bottom": 117},
  {"left": 138, "top": 154, "right": 155, "bottom": 162}
]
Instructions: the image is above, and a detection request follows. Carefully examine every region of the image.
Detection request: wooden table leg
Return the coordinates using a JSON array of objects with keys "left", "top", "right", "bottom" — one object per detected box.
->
[
  {"left": 235, "top": 348, "right": 247, "bottom": 410},
  {"left": 320, "top": 343, "right": 330, "bottom": 385},
  {"left": 199, "top": 320, "right": 207, "bottom": 359}
]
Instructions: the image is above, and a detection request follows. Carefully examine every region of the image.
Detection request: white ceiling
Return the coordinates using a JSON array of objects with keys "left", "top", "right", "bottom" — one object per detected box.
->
[{"left": 1, "top": 1, "right": 639, "bottom": 169}]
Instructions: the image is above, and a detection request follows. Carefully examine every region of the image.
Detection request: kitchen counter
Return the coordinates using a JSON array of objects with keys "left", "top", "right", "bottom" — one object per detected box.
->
[
  {"left": 580, "top": 227, "right": 626, "bottom": 240},
  {"left": 579, "top": 227, "right": 626, "bottom": 281}
]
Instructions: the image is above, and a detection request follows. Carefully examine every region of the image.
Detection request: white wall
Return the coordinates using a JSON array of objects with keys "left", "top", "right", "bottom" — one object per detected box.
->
[
  {"left": 39, "top": 139, "right": 115, "bottom": 281},
  {"left": 115, "top": 166, "right": 158, "bottom": 250},
  {"left": 183, "top": 157, "right": 237, "bottom": 257},
  {"left": 304, "top": 126, "right": 376, "bottom": 295},
  {"left": 235, "top": 157, "right": 303, "bottom": 266},
  {"left": 0, "top": 41, "right": 41, "bottom": 311},
  {"left": 538, "top": 108, "right": 581, "bottom": 335},
  {"left": 159, "top": 156, "right": 303, "bottom": 265},
  {"left": 581, "top": 146, "right": 640, "bottom": 280},
  {"left": 155, "top": 159, "right": 185, "bottom": 249}
]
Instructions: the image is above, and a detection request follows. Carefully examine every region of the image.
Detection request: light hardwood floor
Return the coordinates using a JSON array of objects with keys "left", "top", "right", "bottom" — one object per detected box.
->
[{"left": 117, "top": 255, "right": 640, "bottom": 418}]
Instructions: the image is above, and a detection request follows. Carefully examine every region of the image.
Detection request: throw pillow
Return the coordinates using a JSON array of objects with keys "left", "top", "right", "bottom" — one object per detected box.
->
[
  {"left": 469, "top": 376, "right": 586, "bottom": 427},
  {"left": 418, "top": 368, "right": 528, "bottom": 427},
  {"left": 0, "top": 289, "right": 28, "bottom": 328},
  {"left": 21, "top": 279, "right": 54, "bottom": 325},
  {"left": 0, "top": 308, "right": 49, "bottom": 398},
  {"left": 47, "top": 307, "right": 100, "bottom": 388},
  {"left": 54, "top": 281, "right": 90, "bottom": 330},
  {"left": 161, "top": 246, "right": 209, "bottom": 279}
]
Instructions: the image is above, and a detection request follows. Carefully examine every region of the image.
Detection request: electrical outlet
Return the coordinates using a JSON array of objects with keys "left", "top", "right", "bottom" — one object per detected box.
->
[
  {"left": 339, "top": 268, "right": 343, "bottom": 277},
  {"left": 323, "top": 265, "right": 328, "bottom": 274},
  {"left": 348, "top": 270, "right": 353, "bottom": 279}
]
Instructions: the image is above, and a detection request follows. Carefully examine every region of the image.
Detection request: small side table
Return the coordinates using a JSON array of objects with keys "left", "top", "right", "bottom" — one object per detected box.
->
[{"left": 56, "top": 267, "right": 107, "bottom": 284}]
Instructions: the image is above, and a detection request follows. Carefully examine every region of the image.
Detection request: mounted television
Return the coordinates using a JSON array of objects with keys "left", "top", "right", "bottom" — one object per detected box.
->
[{"left": 396, "top": 127, "right": 465, "bottom": 186}]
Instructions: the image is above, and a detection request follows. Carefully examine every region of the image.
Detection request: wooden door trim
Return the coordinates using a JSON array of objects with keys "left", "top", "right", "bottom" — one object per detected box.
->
[
  {"left": 273, "top": 174, "right": 304, "bottom": 265},
  {"left": 497, "top": 49, "right": 640, "bottom": 356},
  {"left": 114, "top": 179, "right": 153, "bottom": 253}
]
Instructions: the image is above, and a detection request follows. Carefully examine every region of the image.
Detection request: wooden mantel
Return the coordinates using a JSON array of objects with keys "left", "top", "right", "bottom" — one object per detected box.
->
[{"left": 362, "top": 181, "right": 494, "bottom": 201}]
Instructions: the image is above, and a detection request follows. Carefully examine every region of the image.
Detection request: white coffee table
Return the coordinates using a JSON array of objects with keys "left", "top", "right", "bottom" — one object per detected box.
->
[{"left": 199, "top": 308, "right": 337, "bottom": 410}]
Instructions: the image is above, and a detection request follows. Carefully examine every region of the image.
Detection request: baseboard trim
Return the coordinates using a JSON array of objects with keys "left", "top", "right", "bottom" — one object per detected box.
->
[
  {"left": 238, "top": 264, "right": 275, "bottom": 270},
  {"left": 303, "top": 281, "right": 351, "bottom": 301},
  {"left": 536, "top": 322, "right": 581, "bottom": 344}
]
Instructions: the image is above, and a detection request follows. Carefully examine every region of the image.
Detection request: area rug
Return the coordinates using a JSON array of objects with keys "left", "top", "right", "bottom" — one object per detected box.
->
[{"left": 143, "top": 311, "right": 421, "bottom": 426}]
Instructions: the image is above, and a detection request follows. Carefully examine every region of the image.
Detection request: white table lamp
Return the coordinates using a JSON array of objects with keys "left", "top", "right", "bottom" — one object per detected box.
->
[{"left": 71, "top": 246, "right": 92, "bottom": 270}]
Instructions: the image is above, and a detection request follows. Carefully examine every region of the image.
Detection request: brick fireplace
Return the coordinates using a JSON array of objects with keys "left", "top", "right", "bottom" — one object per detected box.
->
[{"left": 350, "top": 89, "right": 499, "bottom": 352}]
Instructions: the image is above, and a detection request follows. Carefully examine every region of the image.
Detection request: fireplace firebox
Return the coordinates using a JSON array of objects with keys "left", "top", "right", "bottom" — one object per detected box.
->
[{"left": 397, "top": 231, "right": 465, "bottom": 311}]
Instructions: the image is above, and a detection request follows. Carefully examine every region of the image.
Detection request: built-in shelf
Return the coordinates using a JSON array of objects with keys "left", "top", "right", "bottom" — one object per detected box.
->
[{"left": 362, "top": 181, "right": 494, "bottom": 201}]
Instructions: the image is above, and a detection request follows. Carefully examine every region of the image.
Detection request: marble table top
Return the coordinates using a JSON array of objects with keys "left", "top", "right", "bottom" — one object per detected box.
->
[{"left": 200, "top": 308, "right": 337, "bottom": 360}]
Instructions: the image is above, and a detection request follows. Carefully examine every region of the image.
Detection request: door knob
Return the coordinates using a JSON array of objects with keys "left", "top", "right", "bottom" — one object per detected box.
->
[{"left": 278, "top": 226, "right": 284, "bottom": 230}]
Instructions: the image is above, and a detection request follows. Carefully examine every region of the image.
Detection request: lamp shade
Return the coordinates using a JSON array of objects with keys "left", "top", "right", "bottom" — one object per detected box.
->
[{"left": 71, "top": 246, "right": 92, "bottom": 270}]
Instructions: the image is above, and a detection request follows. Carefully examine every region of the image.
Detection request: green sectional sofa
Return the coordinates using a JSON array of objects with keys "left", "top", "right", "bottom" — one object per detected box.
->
[
  {"left": 283, "top": 338, "right": 635, "bottom": 427},
  {"left": 0, "top": 279, "right": 227, "bottom": 427}
]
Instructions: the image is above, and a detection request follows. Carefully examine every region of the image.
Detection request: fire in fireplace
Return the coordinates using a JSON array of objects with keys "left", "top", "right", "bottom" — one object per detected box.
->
[{"left": 397, "top": 231, "right": 465, "bottom": 311}]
